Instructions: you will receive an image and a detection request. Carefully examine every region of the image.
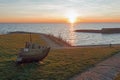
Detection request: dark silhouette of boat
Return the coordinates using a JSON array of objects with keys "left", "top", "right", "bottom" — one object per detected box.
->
[
  {"left": 16, "top": 33, "right": 50, "bottom": 64},
  {"left": 16, "top": 42, "right": 50, "bottom": 64}
]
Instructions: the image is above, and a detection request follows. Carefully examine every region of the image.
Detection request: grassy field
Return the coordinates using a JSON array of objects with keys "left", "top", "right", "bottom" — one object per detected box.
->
[{"left": 0, "top": 33, "right": 120, "bottom": 80}]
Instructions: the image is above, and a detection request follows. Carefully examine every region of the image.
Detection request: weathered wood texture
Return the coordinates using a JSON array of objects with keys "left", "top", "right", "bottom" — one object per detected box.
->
[{"left": 16, "top": 42, "right": 50, "bottom": 64}]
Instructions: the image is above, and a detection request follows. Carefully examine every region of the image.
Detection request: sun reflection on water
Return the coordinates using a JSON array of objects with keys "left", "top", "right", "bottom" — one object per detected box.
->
[{"left": 68, "top": 23, "right": 76, "bottom": 45}]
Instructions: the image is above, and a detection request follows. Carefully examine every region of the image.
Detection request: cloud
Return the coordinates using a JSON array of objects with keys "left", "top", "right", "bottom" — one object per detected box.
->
[{"left": 0, "top": 0, "right": 120, "bottom": 19}]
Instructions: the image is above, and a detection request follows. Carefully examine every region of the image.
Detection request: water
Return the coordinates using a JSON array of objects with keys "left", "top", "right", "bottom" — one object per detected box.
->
[{"left": 0, "top": 23, "right": 120, "bottom": 46}]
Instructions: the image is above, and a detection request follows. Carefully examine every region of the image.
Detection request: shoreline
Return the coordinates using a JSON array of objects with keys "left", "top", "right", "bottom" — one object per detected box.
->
[
  {"left": 8, "top": 31, "right": 120, "bottom": 48},
  {"left": 75, "top": 43, "right": 120, "bottom": 47}
]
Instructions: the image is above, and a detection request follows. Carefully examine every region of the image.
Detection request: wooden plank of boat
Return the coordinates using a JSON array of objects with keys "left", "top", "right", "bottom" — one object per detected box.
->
[{"left": 16, "top": 43, "right": 50, "bottom": 64}]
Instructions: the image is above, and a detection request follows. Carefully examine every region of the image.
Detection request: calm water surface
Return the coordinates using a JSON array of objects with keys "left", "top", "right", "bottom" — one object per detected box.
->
[{"left": 0, "top": 23, "right": 120, "bottom": 46}]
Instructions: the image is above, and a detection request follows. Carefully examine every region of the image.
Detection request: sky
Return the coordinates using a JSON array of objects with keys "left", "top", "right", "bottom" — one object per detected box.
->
[{"left": 0, "top": 0, "right": 120, "bottom": 23}]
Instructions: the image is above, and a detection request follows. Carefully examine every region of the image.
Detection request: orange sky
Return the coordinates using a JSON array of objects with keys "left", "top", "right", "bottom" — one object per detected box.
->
[
  {"left": 0, "top": 17, "right": 67, "bottom": 23},
  {"left": 0, "top": 17, "right": 120, "bottom": 23},
  {"left": 78, "top": 18, "right": 120, "bottom": 23}
]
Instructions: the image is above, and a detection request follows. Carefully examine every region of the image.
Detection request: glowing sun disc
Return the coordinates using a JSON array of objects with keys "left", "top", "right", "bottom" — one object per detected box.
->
[
  {"left": 69, "top": 16, "right": 76, "bottom": 23},
  {"left": 66, "top": 10, "right": 78, "bottom": 23}
]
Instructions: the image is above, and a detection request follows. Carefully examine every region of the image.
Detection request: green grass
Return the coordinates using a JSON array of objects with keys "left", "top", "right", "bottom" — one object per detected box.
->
[{"left": 0, "top": 33, "right": 120, "bottom": 80}]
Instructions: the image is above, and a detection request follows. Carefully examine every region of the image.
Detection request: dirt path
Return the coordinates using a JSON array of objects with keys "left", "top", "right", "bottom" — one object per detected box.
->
[
  {"left": 40, "top": 34, "right": 63, "bottom": 49},
  {"left": 70, "top": 52, "right": 120, "bottom": 80}
]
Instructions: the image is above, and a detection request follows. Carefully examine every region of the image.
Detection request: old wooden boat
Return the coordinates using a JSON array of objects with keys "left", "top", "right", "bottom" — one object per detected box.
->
[{"left": 16, "top": 42, "right": 50, "bottom": 64}]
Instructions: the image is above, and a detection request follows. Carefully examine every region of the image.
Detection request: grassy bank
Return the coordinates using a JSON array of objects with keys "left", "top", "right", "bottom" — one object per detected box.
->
[
  {"left": 0, "top": 33, "right": 120, "bottom": 80},
  {"left": 45, "top": 34, "right": 71, "bottom": 47}
]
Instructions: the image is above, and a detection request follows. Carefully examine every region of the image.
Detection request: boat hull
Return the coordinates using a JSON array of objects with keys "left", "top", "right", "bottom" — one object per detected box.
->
[{"left": 16, "top": 46, "right": 50, "bottom": 64}]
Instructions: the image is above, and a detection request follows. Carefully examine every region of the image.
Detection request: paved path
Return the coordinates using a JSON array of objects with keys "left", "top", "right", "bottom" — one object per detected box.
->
[
  {"left": 70, "top": 52, "right": 120, "bottom": 80},
  {"left": 40, "top": 34, "right": 63, "bottom": 49}
]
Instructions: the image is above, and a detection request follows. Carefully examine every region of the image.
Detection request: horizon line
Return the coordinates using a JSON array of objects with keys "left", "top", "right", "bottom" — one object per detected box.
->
[{"left": 0, "top": 22, "right": 120, "bottom": 24}]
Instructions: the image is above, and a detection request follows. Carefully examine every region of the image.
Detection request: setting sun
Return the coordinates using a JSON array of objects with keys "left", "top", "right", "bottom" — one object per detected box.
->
[
  {"left": 68, "top": 16, "right": 76, "bottom": 23},
  {"left": 65, "top": 10, "right": 78, "bottom": 23}
]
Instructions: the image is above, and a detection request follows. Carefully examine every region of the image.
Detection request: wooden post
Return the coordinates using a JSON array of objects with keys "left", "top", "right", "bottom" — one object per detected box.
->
[
  {"left": 109, "top": 43, "right": 112, "bottom": 48},
  {"left": 30, "top": 33, "right": 32, "bottom": 43}
]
